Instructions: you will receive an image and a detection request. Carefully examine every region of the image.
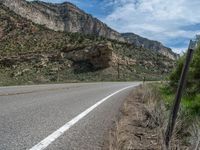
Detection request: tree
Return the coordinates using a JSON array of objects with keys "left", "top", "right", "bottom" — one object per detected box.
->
[{"left": 169, "top": 44, "right": 200, "bottom": 96}]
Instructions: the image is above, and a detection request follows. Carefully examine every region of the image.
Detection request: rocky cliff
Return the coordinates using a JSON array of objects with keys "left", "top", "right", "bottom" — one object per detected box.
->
[
  {"left": 122, "top": 33, "right": 179, "bottom": 60},
  {"left": 1, "top": 0, "right": 179, "bottom": 60},
  {"left": 1, "top": 0, "right": 124, "bottom": 41}
]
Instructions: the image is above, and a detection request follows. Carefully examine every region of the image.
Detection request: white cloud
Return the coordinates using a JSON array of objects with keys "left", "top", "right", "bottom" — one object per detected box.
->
[{"left": 102, "top": 0, "right": 200, "bottom": 53}]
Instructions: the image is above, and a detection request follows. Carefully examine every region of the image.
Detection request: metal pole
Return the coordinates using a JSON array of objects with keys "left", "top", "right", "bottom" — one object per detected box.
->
[{"left": 165, "top": 40, "right": 196, "bottom": 149}]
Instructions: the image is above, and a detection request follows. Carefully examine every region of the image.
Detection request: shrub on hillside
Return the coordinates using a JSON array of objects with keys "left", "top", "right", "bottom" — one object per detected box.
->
[
  {"left": 168, "top": 43, "right": 200, "bottom": 117},
  {"left": 169, "top": 44, "right": 200, "bottom": 96}
]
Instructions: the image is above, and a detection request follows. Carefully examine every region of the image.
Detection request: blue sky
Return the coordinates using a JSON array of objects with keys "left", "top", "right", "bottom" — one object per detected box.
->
[{"left": 30, "top": 0, "right": 200, "bottom": 54}]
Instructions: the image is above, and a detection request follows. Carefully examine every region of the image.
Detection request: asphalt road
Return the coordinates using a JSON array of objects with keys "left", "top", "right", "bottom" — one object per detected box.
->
[{"left": 0, "top": 82, "right": 140, "bottom": 150}]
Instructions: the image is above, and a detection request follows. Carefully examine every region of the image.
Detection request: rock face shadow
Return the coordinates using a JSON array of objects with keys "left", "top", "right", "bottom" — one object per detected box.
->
[{"left": 62, "top": 42, "right": 113, "bottom": 74}]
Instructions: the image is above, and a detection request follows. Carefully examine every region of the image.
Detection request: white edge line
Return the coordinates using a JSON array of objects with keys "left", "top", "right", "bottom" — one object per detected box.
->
[{"left": 29, "top": 84, "right": 138, "bottom": 150}]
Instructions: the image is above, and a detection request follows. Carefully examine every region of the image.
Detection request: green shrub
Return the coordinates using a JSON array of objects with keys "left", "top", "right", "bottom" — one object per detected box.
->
[{"left": 167, "top": 43, "right": 200, "bottom": 117}]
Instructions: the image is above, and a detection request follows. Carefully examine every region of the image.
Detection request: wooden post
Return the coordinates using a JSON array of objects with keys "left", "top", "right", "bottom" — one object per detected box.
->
[
  {"left": 117, "top": 62, "right": 120, "bottom": 79},
  {"left": 57, "top": 62, "right": 60, "bottom": 83},
  {"left": 165, "top": 40, "right": 197, "bottom": 149}
]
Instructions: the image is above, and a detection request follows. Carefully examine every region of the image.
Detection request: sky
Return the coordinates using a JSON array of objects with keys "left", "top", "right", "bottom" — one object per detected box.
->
[{"left": 29, "top": 0, "right": 200, "bottom": 54}]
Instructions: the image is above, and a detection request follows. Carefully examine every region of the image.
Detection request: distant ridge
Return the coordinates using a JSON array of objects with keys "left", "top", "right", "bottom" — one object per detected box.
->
[{"left": 122, "top": 33, "right": 179, "bottom": 60}]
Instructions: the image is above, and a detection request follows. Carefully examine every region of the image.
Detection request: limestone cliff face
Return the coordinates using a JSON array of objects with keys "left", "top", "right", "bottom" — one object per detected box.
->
[
  {"left": 1, "top": 0, "right": 63, "bottom": 31},
  {"left": 122, "top": 33, "right": 179, "bottom": 60},
  {"left": 1, "top": 0, "right": 124, "bottom": 41},
  {"left": 1, "top": 0, "right": 178, "bottom": 60}
]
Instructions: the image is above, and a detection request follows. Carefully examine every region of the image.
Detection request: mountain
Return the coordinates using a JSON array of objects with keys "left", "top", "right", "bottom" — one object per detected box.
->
[
  {"left": 1, "top": 0, "right": 124, "bottom": 42},
  {"left": 1, "top": 0, "right": 178, "bottom": 60},
  {"left": 0, "top": 2, "right": 175, "bottom": 85},
  {"left": 122, "top": 33, "right": 179, "bottom": 60}
]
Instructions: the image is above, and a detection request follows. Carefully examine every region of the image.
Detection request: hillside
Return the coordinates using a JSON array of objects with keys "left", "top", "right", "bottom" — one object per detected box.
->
[
  {"left": 122, "top": 33, "right": 179, "bottom": 60},
  {"left": 0, "top": 3, "right": 175, "bottom": 85},
  {"left": 1, "top": 0, "right": 178, "bottom": 60}
]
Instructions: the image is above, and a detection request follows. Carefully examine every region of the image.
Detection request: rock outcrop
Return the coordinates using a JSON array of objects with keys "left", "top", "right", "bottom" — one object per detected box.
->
[{"left": 62, "top": 43, "right": 113, "bottom": 69}]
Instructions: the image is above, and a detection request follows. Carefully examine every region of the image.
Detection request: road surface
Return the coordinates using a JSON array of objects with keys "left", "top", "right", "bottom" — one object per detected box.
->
[{"left": 0, "top": 82, "right": 140, "bottom": 150}]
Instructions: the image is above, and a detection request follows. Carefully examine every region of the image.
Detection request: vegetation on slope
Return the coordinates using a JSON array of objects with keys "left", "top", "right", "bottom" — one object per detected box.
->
[
  {"left": 107, "top": 85, "right": 165, "bottom": 149},
  {"left": 0, "top": 4, "right": 174, "bottom": 85},
  {"left": 167, "top": 43, "right": 200, "bottom": 116}
]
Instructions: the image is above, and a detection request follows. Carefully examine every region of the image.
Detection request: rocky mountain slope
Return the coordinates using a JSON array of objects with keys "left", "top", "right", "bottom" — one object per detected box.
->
[
  {"left": 122, "top": 33, "right": 179, "bottom": 60},
  {"left": 1, "top": 0, "right": 178, "bottom": 60},
  {"left": 0, "top": 2, "right": 175, "bottom": 85}
]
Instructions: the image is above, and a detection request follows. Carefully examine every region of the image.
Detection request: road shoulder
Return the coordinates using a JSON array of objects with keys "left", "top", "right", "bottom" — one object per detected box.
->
[{"left": 105, "top": 84, "right": 165, "bottom": 149}]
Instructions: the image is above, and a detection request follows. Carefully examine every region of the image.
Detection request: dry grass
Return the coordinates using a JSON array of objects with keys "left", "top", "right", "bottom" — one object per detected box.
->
[
  {"left": 169, "top": 116, "right": 200, "bottom": 150},
  {"left": 105, "top": 84, "right": 200, "bottom": 150},
  {"left": 107, "top": 84, "right": 166, "bottom": 150},
  {"left": 190, "top": 119, "right": 200, "bottom": 150}
]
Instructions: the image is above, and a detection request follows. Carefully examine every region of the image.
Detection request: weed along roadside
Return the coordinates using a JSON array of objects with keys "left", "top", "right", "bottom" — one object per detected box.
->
[
  {"left": 105, "top": 84, "right": 165, "bottom": 149},
  {"left": 105, "top": 83, "right": 200, "bottom": 150}
]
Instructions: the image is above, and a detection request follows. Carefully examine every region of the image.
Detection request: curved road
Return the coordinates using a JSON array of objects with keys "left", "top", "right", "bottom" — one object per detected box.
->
[{"left": 0, "top": 82, "right": 140, "bottom": 150}]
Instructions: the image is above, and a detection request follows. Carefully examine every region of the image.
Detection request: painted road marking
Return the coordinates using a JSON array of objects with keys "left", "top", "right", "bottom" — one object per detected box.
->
[{"left": 29, "top": 84, "right": 137, "bottom": 150}]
